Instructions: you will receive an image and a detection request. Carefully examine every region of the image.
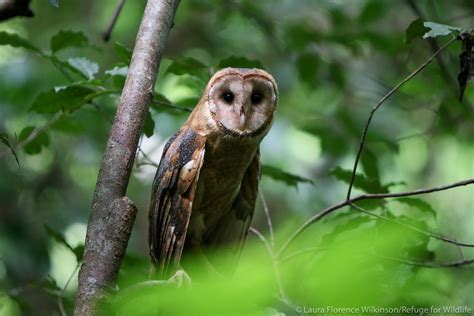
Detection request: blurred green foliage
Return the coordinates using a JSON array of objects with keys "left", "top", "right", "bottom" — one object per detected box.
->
[{"left": 0, "top": 0, "right": 473, "bottom": 315}]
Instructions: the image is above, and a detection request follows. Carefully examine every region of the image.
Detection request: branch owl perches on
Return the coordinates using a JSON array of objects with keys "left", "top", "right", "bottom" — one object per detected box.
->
[{"left": 148, "top": 68, "right": 278, "bottom": 278}]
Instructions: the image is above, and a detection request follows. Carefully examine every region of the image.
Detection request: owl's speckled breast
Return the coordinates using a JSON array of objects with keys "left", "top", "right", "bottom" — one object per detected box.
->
[{"left": 188, "top": 135, "right": 260, "bottom": 242}]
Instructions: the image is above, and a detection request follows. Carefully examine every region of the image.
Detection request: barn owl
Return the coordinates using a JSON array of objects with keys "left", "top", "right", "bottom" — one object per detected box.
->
[{"left": 149, "top": 67, "right": 278, "bottom": 278}]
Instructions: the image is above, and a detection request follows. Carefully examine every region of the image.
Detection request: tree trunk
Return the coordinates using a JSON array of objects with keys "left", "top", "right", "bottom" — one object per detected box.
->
[{"left": 73, "top": 1, "right": 180, "bottom": 314}]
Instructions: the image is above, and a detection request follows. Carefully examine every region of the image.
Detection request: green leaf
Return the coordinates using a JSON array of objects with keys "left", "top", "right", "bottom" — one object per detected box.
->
[
  {"left": 328, "top": 62, "right": 346, "bottom": 89},
  {"left": 151, "top": 93, "right": 172, "bottom": 110},
  {"left": 47, "top": 55, "right": 89, "bottom": 78},
  {"left": 405, "top": 18, "right": 429, "bottom": 43},
  {"left": 175, "top": 97, "right": 198, "bottom": 108},
  {"left": 405, "top": 19, "right": 461, "bottom": 43},
  {"left": 167, "top": 57, "right": 208, "bottom": 78},
  {"left": 330, "top": 166, "right": 388, "bottom": 193},
  {"left": 423, "top": 22, "right": 461, "bottom": 39},
  {"left": 0, "top": 31, "right": 39, "bottom": 51},
  {"left": 358, "top": 0, "right": 386, "bottom": 24},
  {"left": 154, "top": 93, "right": 172, "bottom": 105},
  {"left": 51, "top": 117, "right": 85, "bottom": 134},
  {"left": 284, "top": 23, "right": 318, "bottom": 50},
  {"left": 151, "top": 93, "right": 192, "bottom": 114},
  {"left": 0, "top": 133, "right": 19, "bottom": 165},
  {"left": 382, "top": 214, "right": 433, "bottom": 259},
  {"left": 262, "top": 165, "right": 314, "bottom": 188},
  {"left": 105, "top": 65, "right": 128, "bottom": 89},
  {"left": 18, "top": 126, "right": 50, "bottom": 155},
  {"left": 105, "top": 66, "right": 128, "bottom": 77},
  {"left": 72, "top": 245, "right": 84, "bottom": 262},
  {"left": 68, "top": 57, "right": 99, "bottom": 79},
  {"left": 44, "top": 224, "right": 83, "bottom": 262},
  {"left": 44, "top": 224, "right": 74, "bottom": 251},
  {"left": 397, "top": 198, "right": 437, "bottom": 219},
  {"left": 143, "top": 111, "right": 155, "bottom": 138},
  {"left": 323, "top": 215, "right": 374, "bottom": 244},
  {"left": 31, "top": 86, "right": 95, "bottom": 114},
  {"left": 217, "top": 56, "right": 264, "bottom": 69},
  {"left": 303, "top": 124, "right": 349, "bottom": 156},
  {"left": 41, "top": 276, "right": 61, "bottom": 293},
  {"left": 354, "top": 199, "right": 385, "bottom": 211},
  {"left": 50, "top": 30, "right": 89, "bottom": 53},
  {"left": 296, "top": 52, "right": 319, "bottom": 85},
  {"left": 360, "top": 148, "right": 379, "bottom": 180},
  {"left": 176, "top": 75, "right": 207, "bottom": 93},
  {"left": 114, "top": 42, "right": 132, "bottom": 64}
]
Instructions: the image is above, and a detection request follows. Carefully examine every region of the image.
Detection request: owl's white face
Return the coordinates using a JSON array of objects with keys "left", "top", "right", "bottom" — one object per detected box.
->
[{"left": 207, "top": 68, "right": 278, "bottom": 136}]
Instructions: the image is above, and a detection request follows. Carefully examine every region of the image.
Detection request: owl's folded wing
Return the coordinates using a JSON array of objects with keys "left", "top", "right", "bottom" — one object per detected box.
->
[{"left": 148, "top": 127, "right": 206, "bottom": 277}]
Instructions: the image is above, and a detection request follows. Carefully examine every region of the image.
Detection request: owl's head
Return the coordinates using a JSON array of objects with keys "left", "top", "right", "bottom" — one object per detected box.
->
[{"left": 206, "top": 68, "right": 278, "bottom": 137}]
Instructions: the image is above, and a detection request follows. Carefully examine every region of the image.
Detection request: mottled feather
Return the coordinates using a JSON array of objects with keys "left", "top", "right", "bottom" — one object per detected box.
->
[{"left": 148, "top": 127, "right": 206, "bottom": 277}]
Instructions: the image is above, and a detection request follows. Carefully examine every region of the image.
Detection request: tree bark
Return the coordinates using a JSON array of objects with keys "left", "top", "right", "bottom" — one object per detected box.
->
[{"left": 74, "top": 1, "right": 180, "bottom": 315}]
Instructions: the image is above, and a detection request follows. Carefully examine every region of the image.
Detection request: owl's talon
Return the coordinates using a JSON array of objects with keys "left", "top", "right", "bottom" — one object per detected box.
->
[{"left": 168, "top": 269, "right": 192, "bottom": 288}]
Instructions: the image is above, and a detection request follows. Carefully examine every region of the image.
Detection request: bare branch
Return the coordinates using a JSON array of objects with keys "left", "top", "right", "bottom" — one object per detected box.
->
[
  {"left": 352, "top": 179, "right": 474, "bottom": 201},
  {"left": 58, "top": 263, "right": 80, "bottom": 316},
  {"left": 74, "top": 0, "right": 179, "bottom": 315},
  {"left": 350, "top": 203, "right": 474, "bottom": 248},
  {"left": 249, "top": 227, "right": 272, "bottom": 255},
  {"left": 102, "top": 0, "right": 126, "bottom": 42},
  {"left": 136, "top": 146, "right": 160, "bottom": 169},
  {"left": 346, "top": 36, "right": 457, "bottom": 199},
  {"left": 278, "top": 178, "right": 474, "bottom": 257},
  {"left": 249, "top": 227, "right": 289, "bottom": 304},
  {"left": 281, "top": 247, "right": 474, "bottom": 269},
  {"left": 74, "top": 1, "right": 180, "bottom": 314},
  {"left": 379, "top": 255, "right": 474, "bottom": 268},
  {"left": 259, "top": 190, "right": 275, "bottom": 248}
]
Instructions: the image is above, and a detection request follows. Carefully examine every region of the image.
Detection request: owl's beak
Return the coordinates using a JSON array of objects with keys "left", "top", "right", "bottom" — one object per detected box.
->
[{"left": 239, "top": 107, "right": 246, "bottom": 130}]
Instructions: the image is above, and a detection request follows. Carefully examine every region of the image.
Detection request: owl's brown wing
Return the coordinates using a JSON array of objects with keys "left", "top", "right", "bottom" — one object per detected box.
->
[
  {"left": 203, "top": 150, "right": 260, "bottom": 272},
  {"left": 148, "top": 127, "right": 206, "bottom": 277}
]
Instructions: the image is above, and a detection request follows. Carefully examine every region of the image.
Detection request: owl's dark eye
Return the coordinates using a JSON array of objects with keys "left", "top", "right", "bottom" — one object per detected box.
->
[
  {"left": 251, "top": 92, "right": 263, "bottom": 104},
  {"left": 222, "top": 92, "right": 234, "bottom": 103}
]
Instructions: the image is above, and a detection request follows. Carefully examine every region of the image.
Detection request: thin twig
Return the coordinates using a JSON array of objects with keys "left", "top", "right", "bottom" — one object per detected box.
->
[
  {"left": 136, "top": 147, "right": 160, "bottom": 168},
  {"left": 277, "top": 178, "right": 474, "bottom": 257},
  {"left": 379, "top": 255, "right": 474, "bottom": 268},
  {"left": 50, "top": 58, "right": 75, "bottom": 82},
  {"left": 135, "top": 136, "right": 144, "bottom": 169},
  {"left": 102, "top": 0, "right": 126, "bottom": 42},
  {"left": 346, "top": 37, "right": 457, "bottom": 199},
  {"left": 58, "top": 263, "right": 80, "bottom": 316},
  {"left": 249, "top": 227, "right": 272, "bottom": 255},
  {"left": 349, "top": 203, "right": 472, "bottom": 248},
  {"left": 0, "top": 112, "right": 63, "bottom": 159},
  {"left": 153, "top": 100, "right": 192, "bottom": 113},
  {"left": 278, "top": 242, "right": 473, "bottom": 269},
  {"left": 280, "top": 246, "right": 332, "bottom": 263},
  {"left": 249, "top": 227, "right": 289, "bottom": 304},
  {"left": 280, "top": 246, "right": 474, "bottom": 269},
  {"left": 136, "top": 161, "right": 159, "bottom": 168},
  {"left": 259, "top": 190, "right": 274, "bottom": 248}
]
